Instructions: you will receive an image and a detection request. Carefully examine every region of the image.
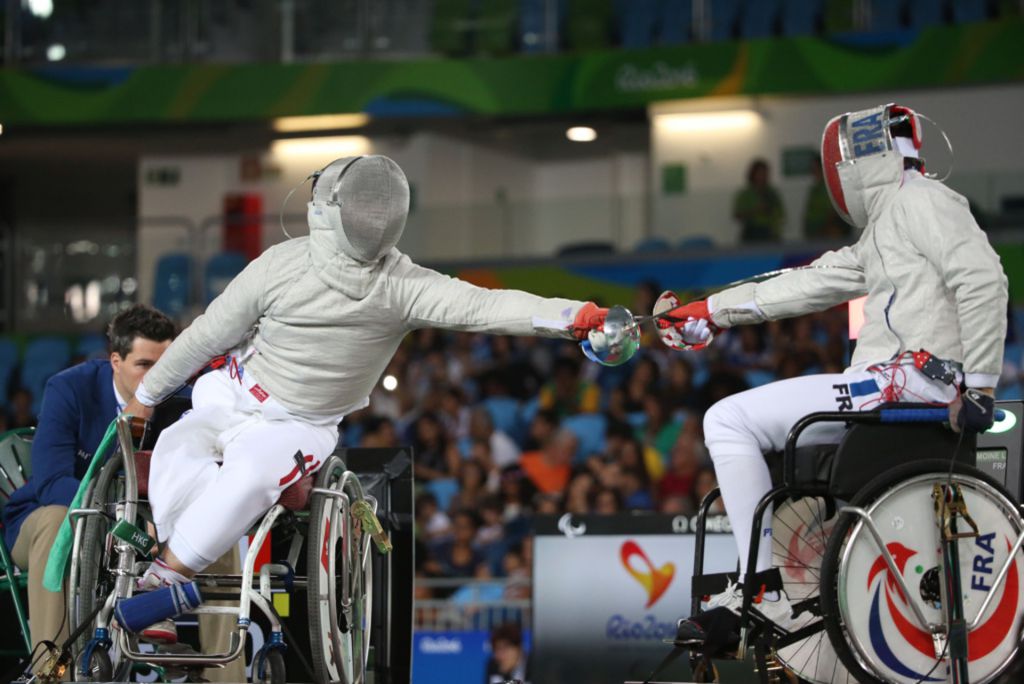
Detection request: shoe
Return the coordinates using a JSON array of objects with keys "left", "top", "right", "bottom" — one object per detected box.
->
[
  {"left": 699, "top": 580, "right": 744, "bottom": 615},
  {"left": 140, "top": 618, "right": 178, "bottom": 645},
  {"left": 752, "top": 591, "right": 807, "bottom": 633}
]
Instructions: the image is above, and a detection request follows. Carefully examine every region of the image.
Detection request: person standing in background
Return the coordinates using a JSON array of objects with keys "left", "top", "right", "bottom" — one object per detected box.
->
[
  {"left": 734, "top": 159, "right": 785, "bottom": 243},
  {"left": 803, "top": 154, "right": 851, "bottom": 241}
]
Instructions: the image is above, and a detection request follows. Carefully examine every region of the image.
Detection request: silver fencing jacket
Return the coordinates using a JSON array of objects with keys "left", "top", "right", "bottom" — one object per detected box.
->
[
  {"left": 710, "top": 160, "right": 1007, "bottom": 389},
  {"left": 136, "top": 235, "right": 583, "bottom": 421}
]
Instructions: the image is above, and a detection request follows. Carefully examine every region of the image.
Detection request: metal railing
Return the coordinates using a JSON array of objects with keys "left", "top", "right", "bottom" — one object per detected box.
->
[{"left": 414, "top": 577, "right": 532, "bottom": 632}]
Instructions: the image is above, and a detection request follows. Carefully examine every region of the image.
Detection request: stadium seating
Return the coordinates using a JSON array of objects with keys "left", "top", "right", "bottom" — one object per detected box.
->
[
  {"left": 633, "top": 237, "right": 671, "bottom": 253},
  {"left": 152, "top": 253, "right": 194, "bottom": 319},
  {"left": 656, "top": 0, "right": 692, "bottom": 44},
  {"left": 562, "top": 412, "right": 607, "bottom": 462},
  {"left": 708, "top": 0, "right": 740, "bottom": 40},
  {"left": 204, "top": 251, "right": 248, "bottom": 304},
  {"left": 619, "top": 0, "right": 658, "bottom": 48},
  {"left": 741, "top": 0, "right": 779, "bottom": 38},
  {"left": 780, "top": 0, "right": 822, "bottom": 36},
  {"left": 75, "top": 333, "right": 108, "bottom": 360},
  {"left": 21, "top": 337, "right": 72, "bottom": 415},
  {"left": 951, "top": 0, "right": 987, "bottom": 23},
  {"left": 906, "top": 0, "right": 943, "bottom": 28}
]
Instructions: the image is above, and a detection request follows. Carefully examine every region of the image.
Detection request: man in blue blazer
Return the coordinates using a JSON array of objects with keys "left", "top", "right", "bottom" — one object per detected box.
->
[{"left": 2, "top": 305, "right": 175, "bottom": 660}]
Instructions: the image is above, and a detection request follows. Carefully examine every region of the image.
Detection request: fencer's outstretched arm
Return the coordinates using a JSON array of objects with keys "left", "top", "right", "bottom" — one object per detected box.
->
[
  {"left": 893, "top": 185, "right": 1007, "bottom": 388},
  {"left": 134, "top": 251, "right": 272, "bottom": 406},
  {"left": 707, "top": 245, "right": 867, "bottom": 328},
  {"left": 390, "top": 255, "right": 584, "bottom": 338}
]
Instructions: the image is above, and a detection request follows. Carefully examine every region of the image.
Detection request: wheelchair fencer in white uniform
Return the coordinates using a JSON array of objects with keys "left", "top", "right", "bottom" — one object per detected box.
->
[
  {"left": 652, "top": 104, "right": 1023, "bottom": 684},
  {"left": 70, "top": 155, "right": 612, "bottom": 683}
]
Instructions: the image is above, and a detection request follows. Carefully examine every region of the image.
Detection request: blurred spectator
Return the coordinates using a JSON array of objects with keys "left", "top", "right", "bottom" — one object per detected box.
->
[
  {"left": 619, "top": 465, "right": 654, "bottom": 511},
  {"left": 722, "top": 326, "right": 774, "bottom": 371},
  {"left": 604, "top": 420, "right": 663, "bottom": 483},
  {"left": 439, "top": 386, "right": 471, "bottom": 442},
  {"left": 659, "top": 495, "right": 693, "bottom": 515},
  {"left": 415, "top": 492, "right": 452, "bottom": 543},
  {"left": 692, "top": 466, "right": 726, "bottom": 514},
  {"left": 498, "top": 466, "right": 534, "bottom": 523},
  {"left": 664, "top": 357, "right": 698, "bottom": 416},
  {"left": 521, "top": 428, "right": 576, "bottom": 494},
  {"left": 734, "top": 158, "right": 785, "bottom": 243},
  {"left": 639, "top": 394, "right": 682, "bottom": 460},
  {"left": 523, "top": 409, "right": 559, "bottom": 451},
  {"left": 803, "top": 154, "right": 850, "bottom": 241},
  {"left": 6, "top": 388, "right": 37, "bottom": 429},
  {"left": 412, "top": 412, "right": 457, "bottom": 481},
  {"left": 361, "top": 415, "right": 399, "bottom": 447},
  {"left": 435, "top": 509, "right": 484, "bottom": 577},
  {"left": 469, "top": 407, "right": 520, "bottom": 469},
  {"left": 538, "top": 357, "right": 599, "bottom": 416},
  {"left": 592, "top": 487, "right": 623, "bottom": 515},
  {"left": 657, "top": 433, "right": 703, "bottom": 505},
  {"left": 624, "top": 356, "right": 659, "bottom": 412},
  {"left": 633, "top": 279, "right": 664, "bottom": 345},
  {"left": 476, "top": 496, "right": 505, "bottom": 548},
  {"left": 533, "top": 492, "right": 563, "bottom": 515},
  {"left": 485, "top": 623, "right": 530, "bottom": 684},
  {"left": 450, "top": 459, "right": 490, "bottom": 513},
  {"left": 564, "top": 470, "right": 596, "bottom": 515}
]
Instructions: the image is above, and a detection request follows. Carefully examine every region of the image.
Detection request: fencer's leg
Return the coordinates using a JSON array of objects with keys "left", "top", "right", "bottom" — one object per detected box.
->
[
  {"left": 703, "top": 372, "right": 874, "bottom": 576},
  {"left": 705, "top": 399, "right": 775, "bottom": 576},
  {"left": 165, "top": 418, "right": 338, "bottom": 573}
]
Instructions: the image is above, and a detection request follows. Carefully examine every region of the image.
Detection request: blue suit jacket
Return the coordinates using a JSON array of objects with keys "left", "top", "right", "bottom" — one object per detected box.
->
[{"left": 5, "top": 360, "right": 124, "bottom": 548}]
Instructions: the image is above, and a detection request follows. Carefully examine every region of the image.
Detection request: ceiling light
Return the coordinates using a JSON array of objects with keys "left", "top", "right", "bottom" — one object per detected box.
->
[
  {"left": 654, "top": 110, "right": 761, "bottom": 133},
  {"left": 46, "top": 43, "right": 66, "bottom": 62},
  {"left": 273, "top": 113, "right": 370, "bottom": 133},
  {"left": 26, "top": 0, "right": 53, "bottom": 19},
  {"left": 566, "top": 126, "right": 598, "bottom": 142},
  {"left": 270, "top": 135, "right": 372, "bottom": 158}
]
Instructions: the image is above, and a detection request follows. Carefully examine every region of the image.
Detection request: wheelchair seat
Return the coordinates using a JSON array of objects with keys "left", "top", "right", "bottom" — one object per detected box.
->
[
  {"left": 133, "top": 450, "right": 315, "bottom": 512},
  {"left": 767, "top": 407, "right": 977, "bottom": 500}
]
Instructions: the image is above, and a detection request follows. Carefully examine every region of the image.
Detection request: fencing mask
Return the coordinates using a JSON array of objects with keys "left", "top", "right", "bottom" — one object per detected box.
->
[
  {"left": 308, "top": 155, "right": 410, "bottom": 262},
  {"left": 821, "top": 103, "right": 923, "bottom": 229}
]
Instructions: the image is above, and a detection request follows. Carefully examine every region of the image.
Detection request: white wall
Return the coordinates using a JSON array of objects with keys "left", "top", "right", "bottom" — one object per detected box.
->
[
  {"left": 650, "top": 83, "right": 1024, "bottom": 244},
  {"left": 137, "top": 132, "right": 646, "bottom": 302}
]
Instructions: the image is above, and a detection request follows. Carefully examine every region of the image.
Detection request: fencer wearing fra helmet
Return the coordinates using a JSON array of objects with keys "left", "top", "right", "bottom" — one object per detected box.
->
[
  {"left": 660, "top": 105, "right": 1007, "bottom": 642},
  {"left": 115, "top": 155, "right": 610, "bottom": 640}
]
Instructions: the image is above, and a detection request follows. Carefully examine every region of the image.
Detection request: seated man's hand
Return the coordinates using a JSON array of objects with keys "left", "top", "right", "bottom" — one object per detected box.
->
[
  {"left": 572, "top": 302, "right": 609, "bottom": 340},
  {"left": 123, "top": 397, "right": 155, "bottom": 421},
  {"left": 949, "top": 388, "right": 995, "bottom": 434}
]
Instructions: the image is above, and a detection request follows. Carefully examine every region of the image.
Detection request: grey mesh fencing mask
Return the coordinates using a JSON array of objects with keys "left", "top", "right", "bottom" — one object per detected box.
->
[{"left": 309, "top": 155, "right": 410, "bottom": 262}]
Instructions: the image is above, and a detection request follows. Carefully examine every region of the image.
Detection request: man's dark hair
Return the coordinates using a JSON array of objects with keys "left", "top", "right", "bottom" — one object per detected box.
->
[{"left": 107, "top": 305, "right": 176, "bottom": 358}]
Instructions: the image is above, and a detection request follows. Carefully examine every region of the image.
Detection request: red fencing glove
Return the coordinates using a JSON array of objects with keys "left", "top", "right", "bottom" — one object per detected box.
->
[
  {"left": 653, "top": 292, "right": 717, "bottom": 351},
  {"left": 572, "top": 302, "right": 608, "bottom": 340},
  {"left": 657, "top": 298, "right": 712, "bottom": 330}
]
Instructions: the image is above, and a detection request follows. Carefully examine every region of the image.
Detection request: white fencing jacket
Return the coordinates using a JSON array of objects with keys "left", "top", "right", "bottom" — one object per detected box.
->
[
  {"left": 710, "top": 162, "right": 1007, "bottom": 389},
  {"left": 137, "top": 236, "right": 583, "bottom": 420}
]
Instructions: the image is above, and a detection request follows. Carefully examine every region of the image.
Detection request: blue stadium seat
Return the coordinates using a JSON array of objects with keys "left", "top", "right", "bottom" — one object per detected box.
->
[
  {"left": 22, "top": 336, "right": 72, "bottom": 415},
  {"left": 75, "top": 333, "right": 108, "bottom": 361},
  {"left": 0, "top": 337, "right": 19, "bottom": 408},
  {"left": 709, "top": 0, "right": 740, "bottom": 40},
  {"left": 563, "top": 412, "right": 607, "bottom": 462},
  {"left": 656, "top": 0, "right": 692, "bottom": 44},
  {"left": 678, "top": 235, "right": 715, "bottom": 250},
  {"left": 482, "top": 396, "right": 521, "bottom": 437},
  {"left": 518, "top": 396, "right": 540, "bottom": 430},
  {"left": 780, "top": 0, "right": 821, "bottom": 36},
  {"left": 619, "top": 0, "right": 658, "bottom": 48},
  {"left": 633, "top": 237, "right": 671, "bottom": 253},
  {"left": 869, "top": 0, "right": 904, "bottom": 31},
  {"left": 152, "top": 253, "right": 193, "bottom": 319},
  {"left": 204, "top": 251, "right": 248, "bottom": 304},
  {"left": 951, "top": 0, "right": 986, "bottom": 23},
  {"left": 744, "top": 368, "right": 777, "bottom": 388},
  {"left": 426, "top": 477, "right": 460, "bottom": 512},
  {"left": 906, "top": 0, "right": 943, "bottom": 28},
  {"left": 741, "top": 0, "right": 779, "bottom": 38}
]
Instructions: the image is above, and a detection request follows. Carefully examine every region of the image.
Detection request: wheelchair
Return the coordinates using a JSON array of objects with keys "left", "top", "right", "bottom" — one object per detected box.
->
[
  {"left": 65, "top": 412, "right": 389, "bottom": 683},
  {"left": 682, "top": 405, "right": 1024, "bottom": 684}
]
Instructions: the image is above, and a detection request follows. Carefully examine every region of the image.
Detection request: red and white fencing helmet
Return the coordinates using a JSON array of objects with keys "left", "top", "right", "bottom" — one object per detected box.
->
[{"left": 821, "top": 103, "right": 923, "bottom": 228}]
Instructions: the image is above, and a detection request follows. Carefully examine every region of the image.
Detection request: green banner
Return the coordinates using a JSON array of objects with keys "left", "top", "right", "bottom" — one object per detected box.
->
[{"left": 1, "top": 19, "right": 1022, "bottom": 126}]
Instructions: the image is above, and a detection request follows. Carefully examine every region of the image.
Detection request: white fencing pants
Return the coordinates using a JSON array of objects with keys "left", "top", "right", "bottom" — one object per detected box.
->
[
  {"left": 148, "top": 367, "right": 340, "bottom": 572},
  {"left": 703, "top": 364, "right": 957, "bottom": 576}
]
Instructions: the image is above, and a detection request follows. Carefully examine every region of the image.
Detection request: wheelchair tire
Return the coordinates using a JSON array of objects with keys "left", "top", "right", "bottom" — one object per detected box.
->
[
  {"left": 307, "top": 455, "right": 373, "bottom": 684},
  {"left": 76, "top": 646, "right": 113, "bottom": 682},
  {"left": 253, "top": 648, "right": 286, "bottom": 684},
  {"left": 71, "top": 453, "right": 124, "bottom": 661},
  {"left": 820, "top": 459, "right": 1024, "bottom": 684}
]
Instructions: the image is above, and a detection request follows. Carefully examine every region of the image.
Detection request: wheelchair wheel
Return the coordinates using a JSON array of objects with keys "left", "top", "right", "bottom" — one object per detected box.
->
[
  {"left": 254, "top": 649, "right": 287, "bottom": 684},
  {"left": 71, "top": 453, "right": 125, "bottom": 660},
  {"left": 771, "top": 496, "right": 855, "bottom": 684},
  {"left": 307, "top": 456, "right": 374, "bottom": 684},
  {"left": 77, "top": 647, "right": 113, "bottom": 681},
  {"left": 820, "top": 460, "right": 1024, "bottom": 684}
]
